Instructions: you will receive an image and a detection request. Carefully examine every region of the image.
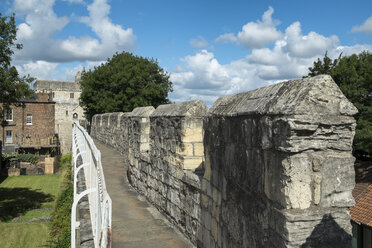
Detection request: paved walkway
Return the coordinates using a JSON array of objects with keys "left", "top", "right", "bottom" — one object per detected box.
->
[{"left": 94, "top": 139, "right": 193, "bottom": 248}]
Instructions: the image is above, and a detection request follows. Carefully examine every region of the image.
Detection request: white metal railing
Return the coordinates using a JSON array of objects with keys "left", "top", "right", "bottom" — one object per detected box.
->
[{"left": 71, "top": 122, "right": 112, "bottom": 248}]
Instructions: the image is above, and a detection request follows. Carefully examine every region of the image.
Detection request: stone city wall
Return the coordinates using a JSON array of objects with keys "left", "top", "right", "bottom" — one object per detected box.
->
[{"left": 90, "top": 75, "right": 357, "bottom": 248}]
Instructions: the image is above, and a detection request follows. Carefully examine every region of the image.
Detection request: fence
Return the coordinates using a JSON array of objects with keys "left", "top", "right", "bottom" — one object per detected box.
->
[{"left": 71, "top": 122, "right": 112, "bottom": 248}]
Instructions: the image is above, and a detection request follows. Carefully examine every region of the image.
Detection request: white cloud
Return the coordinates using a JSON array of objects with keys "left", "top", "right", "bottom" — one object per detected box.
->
[
  {"left": 14, "top": 0, "right": 69, "bottom": 41},
  {"left": 352, "top": 16, "right": 372, "bottom": 34},
  {"left": 13, "top": 0, "right": 136, "bottom": 63},
  {"left": 62, "top": 0, "right": 84, "bottom": 4},
  {"left": 215, "top": 33, "right": 237, "bottom": 43},
  {"left": 81, "top": 0, "right": 136, "bottom": 53},
  {"left": 171, "top": 44, "right": 372, "bottom": 105},
  {"left": 189, "top": 36, "right": 209, "bottom": 49},
  {"left": 170, "top": 50, "right": 263, "bottom": 105},
  {"left": 59, "top": 64, "right": 84, "bottom": 81},
  {"left": 171, "top": 7, "right": 372, "bottom": 105},
  {"left": 248, "top": 43, "right": 288, "bottom": 66},
  {"left": 216, "top": 6, "right": 282, "bottom": 49},
  {"left": 16, "top": 60, "right": 59, "bottom": 80},
  {"left": 15, "top": 59, "right": 109, "bottom": 82},
  {"left": 283, "top": 22, "right": 339, "bottom": 58},
  {"left": 216, "top": 7, "right": 338, "bottom": 59},
  {"left": 332, "top": 44, "right": 372, "bottom": 57}
]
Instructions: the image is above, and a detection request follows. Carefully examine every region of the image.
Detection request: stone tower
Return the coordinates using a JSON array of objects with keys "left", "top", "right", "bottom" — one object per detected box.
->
[{"left": 34, "top": 72, "right": 85, "bottom": 154}]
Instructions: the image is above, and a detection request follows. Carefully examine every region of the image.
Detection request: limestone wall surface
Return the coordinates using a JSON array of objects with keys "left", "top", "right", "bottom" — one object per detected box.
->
[
  {"left": 34, "top": 80, "right": 85, "bottom": 154},
  {"left": 90, "top": 75, "right": 357, "bottom": 248}
]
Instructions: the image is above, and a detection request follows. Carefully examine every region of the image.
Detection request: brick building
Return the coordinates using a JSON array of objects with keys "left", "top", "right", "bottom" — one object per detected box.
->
[
  {"left": 0, "top": 93, "right": 57, "bottom": 155},
  {"left": 351, "top": 167, "right": 372, "bottom": 248},
  {"left": 351, "top": 184, "right": 372, "bottom": 248},
  {"left": 34, "top": 71, "right": 85, "bottom": 154}
]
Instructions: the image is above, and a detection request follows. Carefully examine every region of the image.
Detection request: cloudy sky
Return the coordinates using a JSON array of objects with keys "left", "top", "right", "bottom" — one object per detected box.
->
[{"left": 1, "top": 0, "right": 372, "bottom": 105}]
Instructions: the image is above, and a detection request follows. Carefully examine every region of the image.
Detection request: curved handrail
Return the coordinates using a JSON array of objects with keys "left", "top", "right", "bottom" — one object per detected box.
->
[{"left": 71, "top": 122, "right": 112, "bottom": 248}]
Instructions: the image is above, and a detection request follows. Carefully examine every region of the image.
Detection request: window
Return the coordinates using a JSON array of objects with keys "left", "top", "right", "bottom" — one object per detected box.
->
[
  {"left": 6, "top": 109, "right": 13, "bottom": 121},
  {"left": 5, "top": 130, "right": 12, "bottom": 143},
  {"left": 52, "top": 92, "right": 55, "bottom": 98},
  {"left": 352, "top": 222, "right": 362, "bottom": 248},
  {"left": 364, "top": 227, "right": 372, "bottom": 248},
  {"left": 73, "top": 113, "right": 78, "bottom": 120},
  {"left": 70, "top": 93, "right": 74, "bottom": 98},
  {"left": 26, "top": 114, "right": 32, "bottom": 125},
  {"left": 37, "top": 168, "right": 44, "bottom": 175},
  {"left": 66, "top": 110, "right": 68, "bottom": 116}
]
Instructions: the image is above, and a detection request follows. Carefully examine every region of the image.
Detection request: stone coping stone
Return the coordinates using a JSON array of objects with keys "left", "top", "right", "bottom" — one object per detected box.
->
[
  {"left": 108, "top": 112, "right": 125, "bottom": 119},
  {"left": 109, "top": 112, "right": 125, "bottom": 115},
  {"left": 128, "top": 106, "right": 155, "bottom": 117},
  {"left": 208, "top": 75, "right": 358, "bottom": 117},
  {"left": 182, "top": 170, "right": 202, "bottom": 189},
  {"left": 92, "top": 112, "right": 133, "bottom": 126},
  {"left": 151, "top": 100, "right": 208, "bottom": 117}
]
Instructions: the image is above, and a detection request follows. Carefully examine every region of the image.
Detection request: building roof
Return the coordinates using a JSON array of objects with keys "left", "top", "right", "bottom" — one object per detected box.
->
[
  {"left": 352, "top": 183, "right": 370, "bottom": 200},
  {"left": 34, "top": 80, "right": 81, "bottom": 92},
  {"left": 351, "top": 183, "right": 372, "bottom": 227},
  {"left": 14, "top": 93, "right": 55, "bottom": 104},
  {"left": 19, "top": 99, "right": 55, "bottom": 104}
]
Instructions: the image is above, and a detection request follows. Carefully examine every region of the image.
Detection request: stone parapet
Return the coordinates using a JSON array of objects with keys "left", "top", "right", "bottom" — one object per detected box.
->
[
  {"left": 202, "top": 75, "right": 356, "bottom": 247},
  {"left": 90, "top": 75, "right": 356, "bottom": 248}
]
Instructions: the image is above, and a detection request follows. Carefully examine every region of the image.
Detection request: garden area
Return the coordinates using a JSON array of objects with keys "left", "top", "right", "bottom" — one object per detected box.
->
[{"left": 0, "top": 153, "right": 72, "bottom": 248}]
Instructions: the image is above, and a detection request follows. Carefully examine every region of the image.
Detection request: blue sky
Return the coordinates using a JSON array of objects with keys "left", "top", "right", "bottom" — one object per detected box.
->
[{"left": 1, "top": 0, "right": 372, "bottom": 105}]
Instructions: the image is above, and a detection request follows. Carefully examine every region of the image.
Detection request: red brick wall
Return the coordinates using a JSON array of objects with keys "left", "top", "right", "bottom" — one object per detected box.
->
[
  {"left": 0, "top": 101, "right": 55, "bottom": 148},
  {"left": 36, "top": 92, "right": 53, "bottom": 102}
]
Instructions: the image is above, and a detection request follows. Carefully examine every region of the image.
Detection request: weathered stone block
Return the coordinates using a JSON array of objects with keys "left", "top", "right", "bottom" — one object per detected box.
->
[
  {"left": 184, "top": 157, "right": 203, "bottom": 170},
  {"left": 319, "top": 153, "right": 355, "bottom": 208},
  {"left": 181, "top": 143, "right": 194, "bottom": 156},
  {"left": 194, "top": 143, "right": 204, "bottom": 156},
  {"left": 182, "top": 123, "right": 203, "bottom": 143},
  {"left": 212, "top": 188, "right": 221, "bottom": 206},
  {"left": 201, "top": 193, "right": 209, "bottom": 208},
  {"left": 211, "top": 217, "right": 218, "bottom": 241},
  {"left": 283, "top": 154, "right": 312, "bottom": 209}
]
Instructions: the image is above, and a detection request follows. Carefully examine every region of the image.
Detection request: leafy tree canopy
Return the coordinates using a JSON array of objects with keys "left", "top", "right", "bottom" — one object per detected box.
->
[
  {"left": 79, "top": 52, "right": 173, "bottom": 120},
  {"left": 0, "top": 13, "right": 34, "bottom": 121},
  {"left": 307, "top": 51, "right": 372, "bottom": 158}
]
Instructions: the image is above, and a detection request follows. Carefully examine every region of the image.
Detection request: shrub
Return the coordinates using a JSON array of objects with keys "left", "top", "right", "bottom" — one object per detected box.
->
[
  {"left": 2, "top": 152, "right": 39, "bottom": 164},
  {"left": 49, "top": 153, "right": 73, "bottom": 248}
]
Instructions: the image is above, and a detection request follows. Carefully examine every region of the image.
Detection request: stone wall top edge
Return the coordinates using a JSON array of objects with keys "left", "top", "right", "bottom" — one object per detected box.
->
[
  {"left": 207, "top": 112, "right": 358, "bottom": 122},
  {"left": 208, "top": 75, "right": 358, "bottom": 117},
  {"left": 109, "top": 112, "right": 125, "bottom": 116},
  {"left": 92, "top": 111, "right": 132, "bottom": 119},
  {"left": 151, "top": 100, "right": 208, "bottom": 117},
  {"left": 127, "top": 106, "right": 155, "bottom": 117}
]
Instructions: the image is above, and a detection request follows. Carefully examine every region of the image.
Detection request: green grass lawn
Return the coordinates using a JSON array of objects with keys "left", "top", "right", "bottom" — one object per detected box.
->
[
  {"left": 0, "top": 222, "right": 50, "bottom": 248},
  {"left": 0, "top": 174, "right": 61, "bottom": 248}
]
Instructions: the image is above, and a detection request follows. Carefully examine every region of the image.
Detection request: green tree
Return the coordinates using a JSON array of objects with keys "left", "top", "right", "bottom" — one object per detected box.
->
[
  {"left": 307, "top": 51, "right": 372, "bottom": 158},
  {"left": 79, "top": 52, "right": 173, "bottom": 120},
  {"left": 0, "top": 13, "right": 34, "bottom": 121}
]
